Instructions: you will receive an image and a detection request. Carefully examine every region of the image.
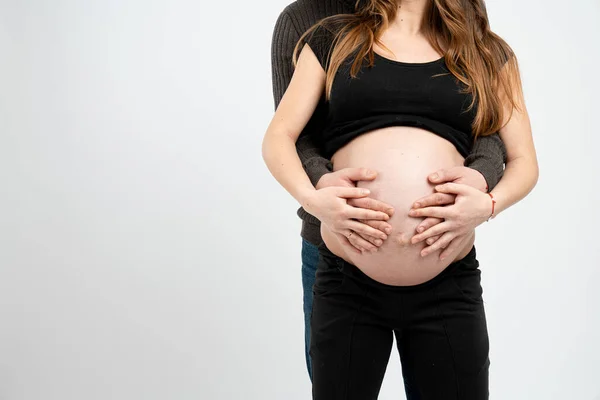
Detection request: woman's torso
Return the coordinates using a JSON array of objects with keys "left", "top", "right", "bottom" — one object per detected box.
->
[
  {"left": 321, "top": 126, "right": 475, "bottom": 286},
  {"left": 313, "top": 27, "right": 478, "bottom": 286}
]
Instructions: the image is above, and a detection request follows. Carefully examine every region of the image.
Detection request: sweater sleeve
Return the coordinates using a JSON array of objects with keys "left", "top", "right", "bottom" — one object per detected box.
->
[
  {"left": 464, "top": 132, "right": 507, "bottom": 191},
  {"left": 271, "top": 10, "right": 332, "bottom": 187}
]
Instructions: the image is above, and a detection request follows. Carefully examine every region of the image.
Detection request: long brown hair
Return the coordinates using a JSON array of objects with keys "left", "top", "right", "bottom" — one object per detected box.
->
[{"left": 291, "top": 0, "right": 524, "bottom": 140}]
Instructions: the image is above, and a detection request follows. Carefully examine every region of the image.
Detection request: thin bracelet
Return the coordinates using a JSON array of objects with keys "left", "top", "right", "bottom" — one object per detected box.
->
[{"left": 486, "top": 192, "right": 496, "bottom": 222}]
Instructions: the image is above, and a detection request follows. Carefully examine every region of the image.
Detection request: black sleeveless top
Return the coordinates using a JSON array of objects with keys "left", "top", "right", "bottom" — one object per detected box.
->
[{"left": 301, "top": 24, "right": 484, "bottom": 159}]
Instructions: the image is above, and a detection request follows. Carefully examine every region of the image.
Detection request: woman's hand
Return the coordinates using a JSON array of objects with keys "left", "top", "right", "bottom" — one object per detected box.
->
[
  {"left": 411, "top": 166, "right": 488, "bottom": 238},
  {"left": 312, "top": 167, "right": 394, "bottom": 253},
  {"left": 405, "top": 166, "right": 488, "bottom": 259},
  {"left": 407, "top": 182, "right": 493, "bottom": 260}
]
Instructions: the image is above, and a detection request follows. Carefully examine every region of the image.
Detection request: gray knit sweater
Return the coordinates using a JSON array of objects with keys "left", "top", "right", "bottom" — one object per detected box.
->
[{"left": 270, "top": 0, "right": 507, "bottom": 246}]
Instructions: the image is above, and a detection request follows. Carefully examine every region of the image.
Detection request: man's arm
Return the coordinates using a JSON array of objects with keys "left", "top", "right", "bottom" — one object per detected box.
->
[
  {"left": 271, "top": 8, "right": 332, "bottom": 188},
  {"left": 464, "top": 132, "right": 507, "bottom": 192}
]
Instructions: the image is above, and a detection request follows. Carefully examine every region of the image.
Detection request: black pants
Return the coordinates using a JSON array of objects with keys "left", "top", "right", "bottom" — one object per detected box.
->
[{"left": 310, "top": 242, "right": 490, "bottom": 400}]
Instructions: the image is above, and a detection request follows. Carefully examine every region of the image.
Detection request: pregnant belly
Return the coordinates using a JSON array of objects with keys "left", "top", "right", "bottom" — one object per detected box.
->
[{"left": 321, "top": 125, "right": 476, "bottom": 286}]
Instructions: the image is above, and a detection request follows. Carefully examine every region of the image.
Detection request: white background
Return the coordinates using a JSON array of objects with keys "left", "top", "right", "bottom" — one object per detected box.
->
[{"left": 1, "top": 0, "right": 599, "bottom": 399}]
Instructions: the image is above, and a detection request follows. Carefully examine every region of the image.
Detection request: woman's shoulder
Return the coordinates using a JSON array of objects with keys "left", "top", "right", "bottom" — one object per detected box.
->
[{"left": 301, "top": 21, "right": 344, "bottom": 71}]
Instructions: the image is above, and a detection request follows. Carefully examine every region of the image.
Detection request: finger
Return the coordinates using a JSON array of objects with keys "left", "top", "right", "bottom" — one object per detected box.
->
[
  {"left": 411, "top": 193, "right": 455, "bottom": 209},
  {"left": 425, "top": 235, "right": 441, "bottom": 246},
  {"left": 408, "top": 206, "right": 451, "bottom": 219},
  {"left": 347, "top": 230, "right": 377, "bottom": 252},
  {"left": 415, "top": 217, "right": 443, "bottom": 234},
  {"left": 428, "top": 166, "right": 460, "bottom": 184},
  {"left": 336, "top": 186, "right": 371, "bottom": 199},
  {"left": 336, "top": 232, "right": 362, "bottom": 254},
  {"left": 357, "top": 219, "right": 393, "bottom": 236},
  {"left": 439, "top": 235, "right": 467, "bottom": 261},
  {"left": 356, "top": 232, "right": 385, "bottom": 247},
  {"left": 347, "top": 220, "right": 388, "bottom": 242},
  {"left": 346, "top": 206, "right": 390, "bottom": 221},
  {"left": 434, "top": 182, "right": 474, "bottom": 196},
  {"left": 347, "top": 197, "right": 395, "bottom": 216},
  {"left": 338, "top": 167, "right": 378, "bottom": 182},
  {"left": 411, "top": 221, "right": 452, "bottom": 244},
  {"left": 421, "top": 231, "right": 456, "bottom": 257}
]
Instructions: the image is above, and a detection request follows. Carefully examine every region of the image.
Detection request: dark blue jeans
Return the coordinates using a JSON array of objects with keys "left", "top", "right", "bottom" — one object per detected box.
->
[{"left": 301, "top": 238, "right": 320, "bottom": 382}]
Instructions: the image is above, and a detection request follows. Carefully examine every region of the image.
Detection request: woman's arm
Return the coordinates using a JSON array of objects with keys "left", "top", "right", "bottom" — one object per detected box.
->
[
  {"left": 263, "top": 43, "right": 325, "bottom": 203},
  {"left": 262, "top": 43, "right": 392, "bottom": 248},
  {"left": 485, "top": 83, "right": 538, "bottom": 216},
  {"left": 271, "top": 10, "right": 332, "bottom": 187},
  {"left": 271, "top": 13, "right": 395, "bottom": 252}
]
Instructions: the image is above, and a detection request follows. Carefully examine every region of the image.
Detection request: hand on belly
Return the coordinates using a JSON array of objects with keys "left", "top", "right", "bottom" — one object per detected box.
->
[{"left": 321, "top": 126, "right": 476, "bottom": 286}]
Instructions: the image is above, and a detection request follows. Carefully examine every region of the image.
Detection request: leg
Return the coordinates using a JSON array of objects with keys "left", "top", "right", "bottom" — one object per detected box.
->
[
  {"left": 397, "top": 257, "right": 490, "bottom": 400},
  {"left": 301, "top": 238, "right": 320, "bottom": 382},
  {"left": 310, "top": 245, "right": 394, "bottom": 400}
]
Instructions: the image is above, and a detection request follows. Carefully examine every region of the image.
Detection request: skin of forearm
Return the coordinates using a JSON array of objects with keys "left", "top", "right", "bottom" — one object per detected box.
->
[
  {"left": 262, "top": 133, "right": 318, "bottom": 207},
  {"left": 271, "top": 12, "right": 331, "bottom": 190},
  {"left": 488, "top": 156, "right": 539, "bottom": 217}
]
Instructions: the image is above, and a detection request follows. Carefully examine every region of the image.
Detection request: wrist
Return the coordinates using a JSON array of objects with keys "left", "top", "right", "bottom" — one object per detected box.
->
[
  {"left": 315, "top": 173, "right": 329, "bottom": 190},
  {"left": 297, "top": 187, "right": 318, "bottom": 211}
]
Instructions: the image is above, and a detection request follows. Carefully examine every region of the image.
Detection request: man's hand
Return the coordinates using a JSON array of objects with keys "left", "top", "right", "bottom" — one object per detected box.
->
[
  {"left": 314, "top": 168, "right": 395, "bottom": 253},
  {"left": 428, "top": 166, "right": 488, "bottom": 192},
  {"left": 407, "top": 166, "right": 488, "bottom": 259}
]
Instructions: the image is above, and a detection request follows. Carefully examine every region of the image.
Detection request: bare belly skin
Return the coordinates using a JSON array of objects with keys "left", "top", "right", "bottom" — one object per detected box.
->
[{"left": 321, "top": 126, "right": 476, "bottom": 286}]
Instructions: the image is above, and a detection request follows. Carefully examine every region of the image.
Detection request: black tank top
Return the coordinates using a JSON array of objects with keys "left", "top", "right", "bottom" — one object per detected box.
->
[{"left": 301, "top": 24, "right": 482, "bottom": 159}]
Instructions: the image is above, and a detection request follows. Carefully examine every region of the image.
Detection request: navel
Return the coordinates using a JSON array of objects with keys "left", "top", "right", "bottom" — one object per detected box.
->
[{"left": 394, "top": 232, "right": 411, "bottom": 247}]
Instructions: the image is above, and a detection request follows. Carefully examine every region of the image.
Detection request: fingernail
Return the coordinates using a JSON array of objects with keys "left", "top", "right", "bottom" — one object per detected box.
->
[
  {"left": 387, "top": 208, "right": 394, "bottom": 215},
  {"left": 427, "top": 238, "right": 433, "bottom": 245},
  {"left": 385, "top": 227, "right": 392, "bottom": 234},
  {"left": 440, "top": 255, "right": 446, "bottom": 260},
  {"left": 375, "top": 240, "right": 382, "bottom": 246},
  {"left": 417, "top": 226, "right": 424, "bottom": 233},
  {"left": 362, "top": 189, "right": 370, "bottom": 195},
  {"left": 409, "top": 210, "right": 416, "bottom": 216},
  {"left": 365, "top": 169, "right": 375, "bottom": 176},
  {"left": 413, "top": 202, "right": 420, "bottom": 208},
  {"left": 430, "top": 173, "right": 439, "bottom": 180}
]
